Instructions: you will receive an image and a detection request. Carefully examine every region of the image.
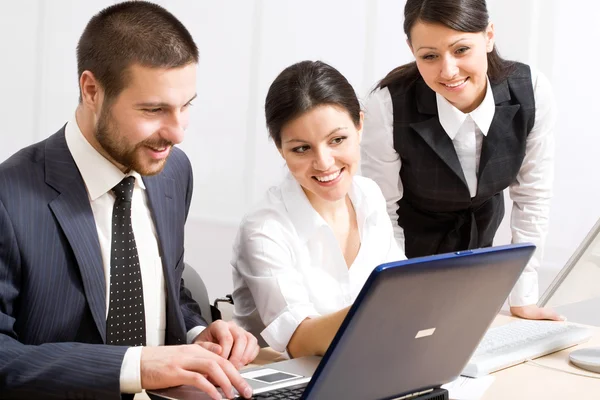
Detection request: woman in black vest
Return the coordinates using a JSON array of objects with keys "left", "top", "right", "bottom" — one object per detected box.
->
[{"left": 361, "top": 0, "right": 562, "bottom": 321}]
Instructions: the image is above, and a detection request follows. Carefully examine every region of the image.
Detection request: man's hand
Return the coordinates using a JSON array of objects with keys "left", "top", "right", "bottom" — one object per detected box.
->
[
  {"left": 140, "top": 345, "right": 253, "bottom": 400},
  {"left": 194, "top": 320, "right": 260, "bottom": 369},
  {"left": 510, "top": 304, "right": 565, "bottom": 321}
]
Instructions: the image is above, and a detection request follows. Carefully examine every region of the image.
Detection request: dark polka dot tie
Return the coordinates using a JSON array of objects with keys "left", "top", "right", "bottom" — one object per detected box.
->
[{"left": 106, "top": 176, "right": 146, "bottom": 346}]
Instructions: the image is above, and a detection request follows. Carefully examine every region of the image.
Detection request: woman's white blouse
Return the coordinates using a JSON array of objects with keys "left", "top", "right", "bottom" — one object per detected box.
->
[{"left": 231, "top": 174, "right": 405, "bottom": 352}]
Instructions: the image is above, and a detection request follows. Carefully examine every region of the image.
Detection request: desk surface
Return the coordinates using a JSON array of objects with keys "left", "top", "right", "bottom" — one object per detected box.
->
[{"left": 140, "top": 313, "right": 600, "bottom": 400}]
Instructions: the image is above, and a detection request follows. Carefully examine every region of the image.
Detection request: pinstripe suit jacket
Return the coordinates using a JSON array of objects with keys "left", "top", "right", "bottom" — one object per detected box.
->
[{"left": 0, "top": 127, "right": 207, "bottom": 399}]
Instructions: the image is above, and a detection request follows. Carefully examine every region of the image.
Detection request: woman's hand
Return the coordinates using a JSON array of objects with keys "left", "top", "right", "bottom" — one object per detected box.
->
[{"left": 510, "top": 304, "right": 565, "bottom": 321}]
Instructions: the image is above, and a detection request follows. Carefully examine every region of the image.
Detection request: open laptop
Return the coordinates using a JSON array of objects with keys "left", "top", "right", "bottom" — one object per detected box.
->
[{"left": 149, "top": 243, "right": 535, "bottom": 400}]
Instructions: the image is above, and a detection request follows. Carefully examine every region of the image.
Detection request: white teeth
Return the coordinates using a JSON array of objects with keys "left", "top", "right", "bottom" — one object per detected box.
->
[
  {"left": 315, "top": 170, "right": 341, "bottom": 182},
  {"left": 444, "top": 79, "right": 466, "bottom": 88}
]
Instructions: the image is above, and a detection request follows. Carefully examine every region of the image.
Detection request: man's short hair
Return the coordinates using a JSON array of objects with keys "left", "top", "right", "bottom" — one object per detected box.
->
[{"left": 77, "top": 1, "right": 199, "bottom": 102}]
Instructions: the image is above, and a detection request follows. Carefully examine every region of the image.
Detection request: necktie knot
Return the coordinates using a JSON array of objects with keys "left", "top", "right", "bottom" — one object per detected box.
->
[{"left": 112, "top": 176, "right": 135, "bottom": 202}]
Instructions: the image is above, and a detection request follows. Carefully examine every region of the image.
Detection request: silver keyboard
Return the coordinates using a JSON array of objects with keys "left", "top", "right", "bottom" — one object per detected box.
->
[{"left": 462, "top": 319, "right": 593, "bottom": 377}]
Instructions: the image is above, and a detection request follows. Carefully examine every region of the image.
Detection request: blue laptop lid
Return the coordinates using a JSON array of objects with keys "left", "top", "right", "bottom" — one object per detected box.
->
[{"left": 302, "top": 243, "right": 535, "bottom": 400}]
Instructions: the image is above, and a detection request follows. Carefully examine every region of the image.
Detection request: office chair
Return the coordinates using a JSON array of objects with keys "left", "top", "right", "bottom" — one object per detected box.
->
[
  {"left": 181, "top": 264, "right": 272, "bottom": 346},
  {"left": 183, "top": 263, "right": 233, "bottom": 323}
]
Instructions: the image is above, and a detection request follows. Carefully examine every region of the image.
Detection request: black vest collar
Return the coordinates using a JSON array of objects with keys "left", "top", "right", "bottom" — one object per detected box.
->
[{"left": 409, "top": 77, "right": 521, "bottom": 190}]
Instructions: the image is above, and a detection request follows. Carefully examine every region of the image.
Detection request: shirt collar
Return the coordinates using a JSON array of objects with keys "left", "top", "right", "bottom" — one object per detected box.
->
[
  {"left": 280, "top": 173, "right": 375, "bottom": 244},
  {"left": 436, "top": 75, "right": 495, "bottom": 139},
  {"left": 65, "top": 113, "right": 145, "bottom": 201}
]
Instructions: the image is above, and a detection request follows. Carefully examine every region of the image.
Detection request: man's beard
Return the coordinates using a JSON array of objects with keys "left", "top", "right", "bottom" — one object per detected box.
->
[{"left": 95, "top": 105, "right": 173, "bottom": 176}]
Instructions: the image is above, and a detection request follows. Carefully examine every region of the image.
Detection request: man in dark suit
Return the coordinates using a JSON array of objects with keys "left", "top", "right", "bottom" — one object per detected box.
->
[{"left": 0, "top": 2, "right": 258, "bottom": 399}]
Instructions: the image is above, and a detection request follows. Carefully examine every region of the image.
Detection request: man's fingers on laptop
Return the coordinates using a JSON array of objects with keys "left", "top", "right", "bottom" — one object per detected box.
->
[
  {"left": 183, "top": 358, "right": 236, "bottom": 399},
  {"left": 221, "top": 360, "right": 254, "bottom": 399},
  {"left": 226, "top": 320, "right": 259, "bottom": 367},
  {"left": 140, "top": 346, "right": 225, "bottom": 395},
  {"left": 228, "top": 326, "right": 250, "bottom": 368},
  {"left": 197, "top": 341, "right": 223, "bottom": 355},
  {"left": 140, "top": 345, "right": 248, "bottom": 399},
  {"left": 240, "top": 334, "right": 260, "bottom": 367},
  {"left": 182, "top": 352, "right": 253, "bottom": 399},
  {"left": 178, "top": 370, "right": 223, "bottom": 400},
  {"left": 206, "top": 320, "right": 235, "bottom": 359}
]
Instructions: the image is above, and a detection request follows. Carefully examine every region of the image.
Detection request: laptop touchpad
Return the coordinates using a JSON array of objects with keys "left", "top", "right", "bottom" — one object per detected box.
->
[{"left": 242, "top": 368, "right": 302, "bottom": 384}]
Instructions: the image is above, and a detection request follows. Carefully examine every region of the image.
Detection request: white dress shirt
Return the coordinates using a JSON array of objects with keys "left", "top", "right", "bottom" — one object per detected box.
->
[
  {"left": 361, "top": 69, "right": 556, "bottom": 307},
  {"left": 231, "top": 174, "right": 405, "bottom": 352},
  {"left": 65, "top": 116, "right": 203, "bottom": 393}
]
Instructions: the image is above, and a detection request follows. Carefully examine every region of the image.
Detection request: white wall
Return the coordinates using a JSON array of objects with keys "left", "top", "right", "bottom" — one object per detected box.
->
[{"left": 1, "top": 0, "right": 598, "bottom": 300}]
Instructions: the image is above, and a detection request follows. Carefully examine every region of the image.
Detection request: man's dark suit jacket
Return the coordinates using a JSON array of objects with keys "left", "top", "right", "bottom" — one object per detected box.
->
[{"left": 0, "top": 127, "right": 207, "bottom": 399}]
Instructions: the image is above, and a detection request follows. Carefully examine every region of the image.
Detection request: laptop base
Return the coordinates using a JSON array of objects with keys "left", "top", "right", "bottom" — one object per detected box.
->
[{"left": 147, "top": 387, "right": 449, "bottom": 400}]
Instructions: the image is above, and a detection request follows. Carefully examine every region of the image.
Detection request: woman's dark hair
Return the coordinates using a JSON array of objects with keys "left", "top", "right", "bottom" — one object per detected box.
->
[
  {"left": 378, "top": 0, "right": 514, "bottom": 89},
  {"left": 265, "top": 60, "right": 361, "bottom": 148}
]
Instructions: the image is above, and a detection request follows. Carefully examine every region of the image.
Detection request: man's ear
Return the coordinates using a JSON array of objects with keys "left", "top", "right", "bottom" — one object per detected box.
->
[{"left": 79, "top": 70, "right": 104, "bottom": 113}]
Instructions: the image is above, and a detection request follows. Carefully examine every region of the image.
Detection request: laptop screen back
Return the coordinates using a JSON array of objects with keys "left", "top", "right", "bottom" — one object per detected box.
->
[{"left": 303, "top": 244, "right": 535, "bottom": 400}]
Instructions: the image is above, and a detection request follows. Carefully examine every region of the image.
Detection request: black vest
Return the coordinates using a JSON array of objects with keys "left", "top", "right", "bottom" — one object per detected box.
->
[{"left": 388, "top": 62, "right": 535, "bottom": 258}]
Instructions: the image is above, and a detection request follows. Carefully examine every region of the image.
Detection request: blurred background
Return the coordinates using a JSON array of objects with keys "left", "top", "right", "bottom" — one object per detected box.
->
[{"left": 1, "top": 0, "right": 598, "bottom": 302}]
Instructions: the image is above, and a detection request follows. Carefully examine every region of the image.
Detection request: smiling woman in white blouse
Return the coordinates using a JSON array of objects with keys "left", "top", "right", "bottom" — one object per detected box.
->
[
  {"left": 231, "top": 60, "right": 405, "bottom": 358},
  {"left": 361, "top": 0, "right": 562, "bottom": 322}
]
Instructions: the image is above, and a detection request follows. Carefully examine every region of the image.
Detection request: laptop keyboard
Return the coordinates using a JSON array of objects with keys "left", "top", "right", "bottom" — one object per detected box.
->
[{"left": 250, "top": 383, "right": 307, "bottom": 399}]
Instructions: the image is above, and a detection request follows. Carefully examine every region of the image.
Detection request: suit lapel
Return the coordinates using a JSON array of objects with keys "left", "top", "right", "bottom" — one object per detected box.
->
[
  {"left": 45, "top": 131, "right": 107, "bottom": 342},
  {"left": 478, "top": 80, "right": 521, "bottom": 182},
  {"left": 410, "top": 80, "right": 469, "bottom": 188}
]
